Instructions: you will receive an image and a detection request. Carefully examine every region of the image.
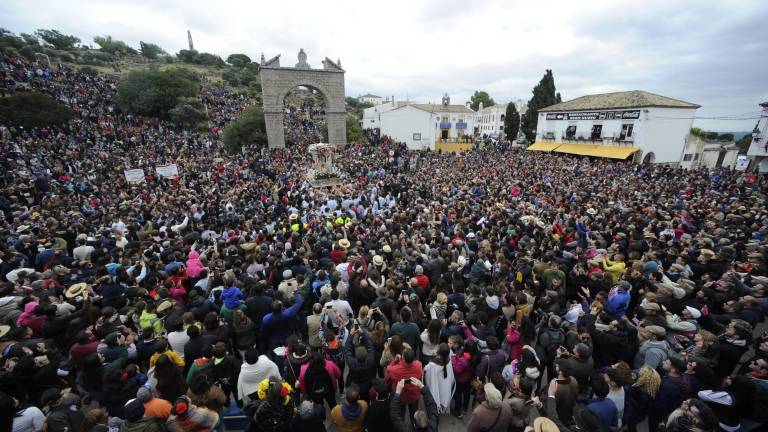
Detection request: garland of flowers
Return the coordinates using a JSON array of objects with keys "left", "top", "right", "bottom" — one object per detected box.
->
[{"left": 256, "top": 379, "right": 293, "bottom": 405}]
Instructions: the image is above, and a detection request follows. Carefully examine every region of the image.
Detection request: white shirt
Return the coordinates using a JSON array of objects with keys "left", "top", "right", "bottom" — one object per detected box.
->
[
  {"left": 12, "top": 406, "right": 45, "bottom": 432},
  {"left": 325, "top": 299, "right": 354, "bottom": 321},
  {"left": 168, "top": 330, "right": 190, "bottom": 357}
]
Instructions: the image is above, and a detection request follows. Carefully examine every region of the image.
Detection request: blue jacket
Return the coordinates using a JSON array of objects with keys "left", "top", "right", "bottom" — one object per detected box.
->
[
  {"left": 587, "top": 397, "right": 617, "bottom": 432},
  {"left": 605, "top": 290, "right": 630, "bottom": 320},
  {"left": 260, "top": 291, "right": 305, "bottom": 350}
]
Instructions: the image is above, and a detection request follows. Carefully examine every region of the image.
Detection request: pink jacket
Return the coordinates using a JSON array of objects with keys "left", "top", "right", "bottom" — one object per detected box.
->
[
  {"left": 505, "top": 327, "right": 524, "bottom": 362},
  {"left": 298, "top": 360, "right": 342, "bottom": 395},
  {"left": 451, "top": 351, "right": 473, "bottom": 384},
  {"left": 185, "top": 251, "right": 205, "bottom": 278}
]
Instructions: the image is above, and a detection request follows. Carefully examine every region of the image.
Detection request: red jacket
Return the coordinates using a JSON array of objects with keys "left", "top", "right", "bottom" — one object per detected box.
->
[{"left": 386, "top": 358, "right": 423, "bottom": 405}]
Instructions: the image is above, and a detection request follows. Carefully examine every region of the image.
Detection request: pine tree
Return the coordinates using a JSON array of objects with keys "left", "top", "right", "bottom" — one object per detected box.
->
[
  {"left": 520, "top": 69, "right": 560, "bottom": 142},
  {"left": 503, "top": 103, "right": 520, "bottom": 141}
]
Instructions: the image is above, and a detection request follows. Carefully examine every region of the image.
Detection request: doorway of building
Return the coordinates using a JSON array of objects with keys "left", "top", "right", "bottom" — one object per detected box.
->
[{"left": 441, "top": 129, "right": 449, "bottom": 142}]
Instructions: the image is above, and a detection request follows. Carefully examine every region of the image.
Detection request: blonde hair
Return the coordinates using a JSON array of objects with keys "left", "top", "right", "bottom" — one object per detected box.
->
[
  {"left": 634, "top": 366, "right": 661, "bottom": 397},
  {"left": 697, "top": 329, "right": 718, "bottom": 349},
  {"left": 436, "top": 292, "right": 448, "bottom": 305},
  {"left": 358, "top": 305, "right": 369, "bottom": 319}
]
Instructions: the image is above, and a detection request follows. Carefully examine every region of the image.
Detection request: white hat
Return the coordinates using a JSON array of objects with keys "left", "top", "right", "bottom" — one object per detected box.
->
[
  {"left": 466, "top": 232, "right": 476, "bottom": 239},
  {"left": 685, "top": 306, "right": 702, "bottom": 319},
  {"left": 586, "top": 208, "right": 597, "bottom": 215}
]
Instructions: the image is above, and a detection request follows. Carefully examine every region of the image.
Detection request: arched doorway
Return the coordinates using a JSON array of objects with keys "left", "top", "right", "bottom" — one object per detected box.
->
[
  {"left": 642, "top": 152, "right": 655, "bottom": 165},
  {"left": 260, "top": 49, "right": 346, "bottom": 148},
  {"left": 282, "top": 85, "right": 327, "bottom": 147}
]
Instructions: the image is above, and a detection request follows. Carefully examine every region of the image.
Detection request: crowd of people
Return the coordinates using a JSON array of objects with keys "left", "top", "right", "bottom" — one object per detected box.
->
[{"left": 1, "top": 53, "right": 768, "bottom": 432}]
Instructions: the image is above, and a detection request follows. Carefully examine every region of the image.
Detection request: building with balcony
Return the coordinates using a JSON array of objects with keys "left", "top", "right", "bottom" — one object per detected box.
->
[
  {"left": 529, "top": 90, "right": 700, "bottom": 163},
  {"left": 476, "top": 99, "right": 527, "bottom": 138},
  {"left": 746, "top": 100, "right": 768, "bottom": 172},
  {"left": 377, "top": 93, "right": 476, "bottom": 150},
  {"left": 361, "top": 100, "right": 409, "bottom": 130}
]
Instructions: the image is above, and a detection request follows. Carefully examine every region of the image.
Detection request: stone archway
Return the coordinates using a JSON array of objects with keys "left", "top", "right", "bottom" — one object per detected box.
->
[{"left": 259, "top": 49, "right": 346, "bottom": 148}]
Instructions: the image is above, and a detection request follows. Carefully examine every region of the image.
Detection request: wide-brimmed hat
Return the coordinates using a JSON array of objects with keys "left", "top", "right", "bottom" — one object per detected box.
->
[
  {"left": 533, "top": 417, "right": 559, "bottom": 432},
  {"left": 338, "top": 239, "right": 351, "bottom": 249},
  {"left": 373, "top": 255, "right": 384, "bottom": 266},
  {"left": 289, "top": 213, "right": 298, "bottom": 221},
  {"left": 65, "top": 282, "right": 89, "bottom": 299},
  {"left": 16, "top": 225, "right": 30, "bottom": 233},
  {"left": 586, "top": 208, "right": 597, "bottom": 215},
  {"left": 382, "top": 245, "right": 392, "bottom": 254},
  {"left": 157, "top": 300, "right": 174, "bottom": 313}
]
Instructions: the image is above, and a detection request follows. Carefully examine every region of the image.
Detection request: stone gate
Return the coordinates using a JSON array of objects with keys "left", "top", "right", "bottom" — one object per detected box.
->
[{"left": 259, "top": 49, "right": 346, "bottom": 148}]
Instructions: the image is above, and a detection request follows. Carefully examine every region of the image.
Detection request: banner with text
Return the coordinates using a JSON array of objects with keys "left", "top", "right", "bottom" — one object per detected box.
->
[
  {"left": 156, "top": 164, "right": 179, "bottom": 178},
  {"left": 124, "top": 169, "right": 145, "bottom": 183},
  {"left": 545, "top": 110, "right": 641, "bottom": 121}
]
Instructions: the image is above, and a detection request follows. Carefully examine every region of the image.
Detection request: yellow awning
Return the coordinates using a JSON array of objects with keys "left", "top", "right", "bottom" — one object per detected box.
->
[
  {"left": 553, "top": 144, "right": 640, "bottom": 159},
  {"left": 526, "top": 142, "right": 561, "bottom": 152}
]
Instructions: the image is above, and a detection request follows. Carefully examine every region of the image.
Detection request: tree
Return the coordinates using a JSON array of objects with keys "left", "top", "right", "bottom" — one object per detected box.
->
[
  {"left": 222, "top": 105, "right": 267, "bottom": 154},
  {"left": 347, "top": 114, "right": 365, "bottom": 143},
  {"left": 0, "top": 28, "right": 24, "bottom": 50},
  {"left": 0, "top": 92, "right": 75, "bottom": 129},
  {"left": 520, "top": 69, "right": 560, "bottom": 142},
  {"left": 470, "top": 90, "right": 495, "bottom": 111},
  {"left": 93, "top": 35, "right": 135, "bottom": 56},
  {"left": 169, "top": 97, "right": 208, "bottom": 126},
  {"left": 116, "top": 69, "right": 198, "bottom": 117},
  {"left": 503, "top": 103, "right": 520, "bottom": 141},
  {"left": 34, "top": 29, "right": 80, "bottom": 50},
  {"left": 196, "top": 52, "right": 225, "bottom": 67},
  {"left": 139, "top": 41, "right": 166, "bottom": 59},
  {"left": 704, "top": 131, "right": 719, "bottom": 141},
  {"left": 226, "top": 54, "right": 251, "bottom": 68},
  {"left": 718, "top": 132, "right": 735, "bottom": 142},
  {"left": 20, "top": 33, "right": 40, "bottom": 48},
  {"left": 690, "top": 127, "right": 705, "bottom": 138},
  {"left": 177, "top": 49, "right": 199, "bottom": 63}
]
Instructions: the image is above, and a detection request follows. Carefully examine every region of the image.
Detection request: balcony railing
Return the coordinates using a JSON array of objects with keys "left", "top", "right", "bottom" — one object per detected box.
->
[
  {"left": 456, "top": 121, "right": 467, "bottom": 129},
  {"left": 439, "top": 121, "right": 451, "bottom": 129}
]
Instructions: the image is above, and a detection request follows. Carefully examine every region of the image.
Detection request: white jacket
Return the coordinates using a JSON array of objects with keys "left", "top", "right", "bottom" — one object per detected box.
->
[
  {"left": 423, "top": 361, "right": 455, "bottom": 413},
  {"left": 237, "top": 355, "right": 281, "bottom": 402}
]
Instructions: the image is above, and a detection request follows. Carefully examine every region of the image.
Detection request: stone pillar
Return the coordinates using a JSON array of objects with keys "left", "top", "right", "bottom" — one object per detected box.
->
[
  {"left": 327, "top": 111, "right": 347, "bottom": 145},
  {"left": 264, "top": 111, "right": 286, "bottom": 148}
]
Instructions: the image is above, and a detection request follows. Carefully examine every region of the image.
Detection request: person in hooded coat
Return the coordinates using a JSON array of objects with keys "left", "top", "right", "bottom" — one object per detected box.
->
[{"left": 186, "top": 250, "right": 205, "bottom": 279}]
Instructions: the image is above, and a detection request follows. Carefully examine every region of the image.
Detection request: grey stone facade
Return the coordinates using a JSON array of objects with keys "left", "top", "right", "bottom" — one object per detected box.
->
[{"left": 260, "top": 50, "right": 346, "bottom": 148}]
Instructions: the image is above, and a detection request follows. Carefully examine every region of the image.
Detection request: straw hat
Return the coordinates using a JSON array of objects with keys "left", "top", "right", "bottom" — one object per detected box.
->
[
  {"left": 157, "top": 300, "right": 174, "bottom": 313},
  {"left": 373, "top": 255, "right": 384, "bottom": 266},
  {"left": 338, "top": 239, "right": 351, "bottom": 249},
  {"left": 289, "top": 213, "right": 299, "bottom": 221},
  {"left": 382, "top": 245, "right": 392, "bottom": 254},
  {"left": 65, "top": 282, "right": 89, "bottom": 299}
]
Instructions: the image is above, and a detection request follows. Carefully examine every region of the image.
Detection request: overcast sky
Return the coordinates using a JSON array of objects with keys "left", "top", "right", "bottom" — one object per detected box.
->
[{"left": 3, "top": 0, "right": 767, "bottom": 131}]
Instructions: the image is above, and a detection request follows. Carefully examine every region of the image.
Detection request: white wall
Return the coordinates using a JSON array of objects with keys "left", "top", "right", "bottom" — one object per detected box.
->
[
  {"left": 642, "top": 107, "right": 697, "bottom": 163},
  {"left": 535, "top": 106, "right": 697, "bottom": 163},
  {"left": 380, "top": 106, "right": 436, "bottom": 150},
  {"left": 362, "top": 102, "right": 400, "bottom": 130}
]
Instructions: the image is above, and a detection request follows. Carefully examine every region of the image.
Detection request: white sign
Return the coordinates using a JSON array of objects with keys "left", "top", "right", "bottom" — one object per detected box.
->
[
  {"left": 124, "top": 169, "right": 145, "bottom": 183},
  {"left": 156, "top": 164, "right": 179, "bottom": 178},
  {"left": 735, "top": 155, "right": 749, "bottom": 171}
]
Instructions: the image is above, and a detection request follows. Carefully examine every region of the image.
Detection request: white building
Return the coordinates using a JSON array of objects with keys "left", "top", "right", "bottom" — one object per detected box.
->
[
  {"left": 476, "top": 99, "right": 527, "bottom": 138},
  {"left": 680, "top": 135, "right": 739, "bottom": 170},
  {"left": 378, "top": 94, "right": 476, "bottom": 150},
  {"left": 530, "top": 90, "right": 700, "bottom": 163},
  {"left": 358, "top": 93, "right": 385, "bottom": 105},
  {"left": 361, "top": 100, "right": 408, "bottom": 130},
  {"left": 746, "top": 101, "right": 768, "bottom": 172}
]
